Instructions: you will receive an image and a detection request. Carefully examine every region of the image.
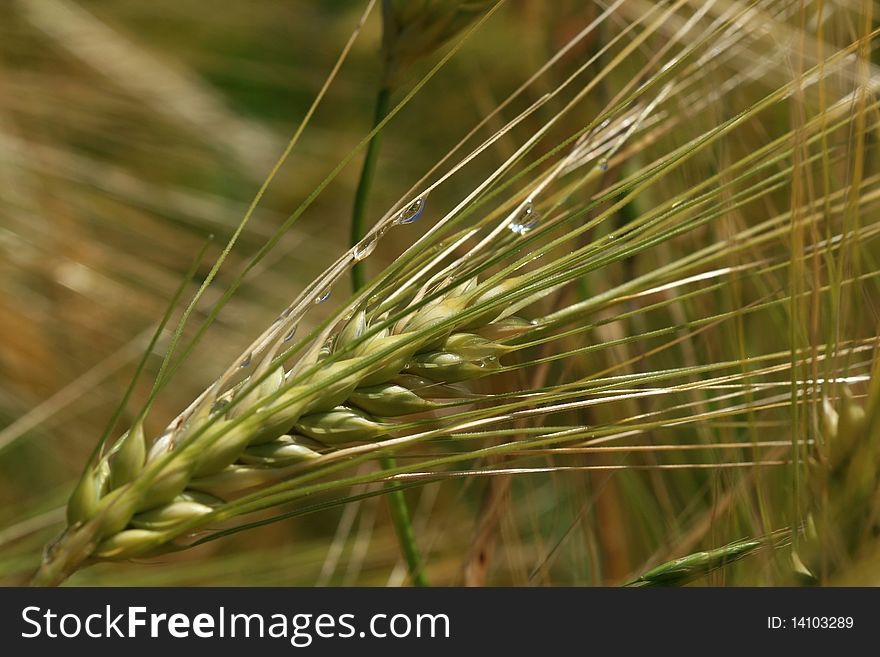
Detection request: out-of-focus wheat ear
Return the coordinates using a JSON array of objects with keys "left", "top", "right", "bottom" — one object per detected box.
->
[
  {"left": 380, "top": 0, "right": 496, "bottom": 88},
  {"left": 832, "top": 388, "right": 867, "bottom": 469},
  {"left": 626, "top": 534, "right": 787, "bottom": 587},
  {"left": 797, "top": 379, "right": 880, "bottom": 581}
]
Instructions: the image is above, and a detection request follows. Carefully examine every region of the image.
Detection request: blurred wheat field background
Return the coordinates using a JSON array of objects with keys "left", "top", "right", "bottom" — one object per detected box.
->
[{"left": 1, "top": 0, "right": 880, "bottom": 586}]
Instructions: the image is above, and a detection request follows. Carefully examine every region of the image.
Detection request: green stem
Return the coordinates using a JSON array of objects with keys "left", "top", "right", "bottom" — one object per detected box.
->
[
  {"left": 350, "top": 85, "right": 392, "bottom": 291},
  {"left": 349, "top": 83, "right": 429, "bottom": 587},
  {"left": 379, "top": 455, "right": 428, "bottom": 586}
]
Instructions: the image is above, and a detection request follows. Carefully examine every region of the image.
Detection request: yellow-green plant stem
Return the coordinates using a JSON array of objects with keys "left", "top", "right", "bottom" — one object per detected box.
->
[{"left": 350, "top": 83, "right": 428, "bottom": 587}]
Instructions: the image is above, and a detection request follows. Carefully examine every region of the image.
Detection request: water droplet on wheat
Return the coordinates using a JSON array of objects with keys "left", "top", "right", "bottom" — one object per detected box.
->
[
  {"left": 509, "top": 202, "right": 540, "bottom": 235},
  {"left": 283, "top": 327, "right": 297, "bottom": 343},
  {"left": 315, "top": 287, "right": 331, "bottom": 304},
  {"left": 395, "top": 196, "right": 427, "bottom": 225},
  {"left": 240, "top": 353, "right": 252, "bottom": 368},
  {"left": 597, "top": 157, "right": 609, "bottom": 172},
  {"left": 353, "top": 235, "right": 378, "bottom": 261}
]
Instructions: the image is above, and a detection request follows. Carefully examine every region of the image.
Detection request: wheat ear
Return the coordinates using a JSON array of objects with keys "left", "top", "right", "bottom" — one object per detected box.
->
[{"left": 33, "top": 269, "right": 531, "bottom": 585}]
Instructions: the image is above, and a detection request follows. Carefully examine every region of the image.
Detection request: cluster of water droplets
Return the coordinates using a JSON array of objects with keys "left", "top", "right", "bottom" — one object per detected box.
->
[
  {"left": 224, "top": 193, "right": 430, "bottom": 388},
  {"left": 351, "top": 195, "right": 427, "bottom": 266}
]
